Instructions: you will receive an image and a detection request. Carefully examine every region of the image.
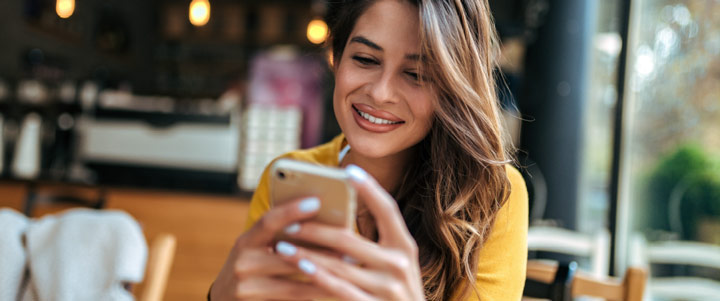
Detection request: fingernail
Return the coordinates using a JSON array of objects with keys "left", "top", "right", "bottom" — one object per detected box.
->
[
  {"left": 298, "top": 259, "right": 317, "bottom": 274},
  {"left": 284, "top": 223, "right": 301, "bottom": 234},
  {"left": 299, "top": 197, "right": 320, "bottom": 212},
  {"left": 276, "top": 241, "right": 297, "bottom": 256},
  {"left": 342, "top": 255, "right": 358, "bottom": 264},
  {"left": 346, "top": 164, "right": 368, "bottom": 182}
]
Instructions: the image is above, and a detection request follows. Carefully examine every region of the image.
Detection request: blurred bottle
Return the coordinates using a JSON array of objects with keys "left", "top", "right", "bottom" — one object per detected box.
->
[
  {"left": 17, "top": 80, "right": 48, "bottom": 105},
  {"left": 80, "top": 81, "right": 99, "bottom": 113},
  {"left": 13, "top": 113, "right": 42, "bottom": 179}
]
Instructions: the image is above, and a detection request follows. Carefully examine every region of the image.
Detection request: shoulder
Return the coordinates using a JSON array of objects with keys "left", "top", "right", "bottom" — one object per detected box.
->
[
  {"left": 499, "top": 164, "right": 529, "bottom": 227},
  {"left": 505, "top": 164, "right": 526, "bottom": 193}
]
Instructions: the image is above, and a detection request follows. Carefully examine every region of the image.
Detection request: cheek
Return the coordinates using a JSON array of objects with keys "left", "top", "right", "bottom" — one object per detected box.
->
[
  {"left": 412, "top": 94, "right": 435, "bottom": 132},
  {"left": 333, "top": 66, "right": 350, "bottom": 113},
  {"left": 333, "top": 63, "right": 355, "bottom": 105}
]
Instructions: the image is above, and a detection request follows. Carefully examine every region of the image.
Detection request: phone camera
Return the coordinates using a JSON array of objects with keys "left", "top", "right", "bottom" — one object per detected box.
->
[{"left": 277, "top": 171, "right": 286, "bottom": 179}]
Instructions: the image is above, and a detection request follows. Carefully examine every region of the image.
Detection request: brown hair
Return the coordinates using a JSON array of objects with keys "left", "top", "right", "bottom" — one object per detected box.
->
[{"left": 329, "top": 0, "right": 512, "bottom": 299}]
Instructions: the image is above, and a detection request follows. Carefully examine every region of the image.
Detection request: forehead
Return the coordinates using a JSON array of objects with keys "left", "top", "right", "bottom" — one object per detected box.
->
[{"left": 349, "top": 0, "right": 421, "bottom": 53}]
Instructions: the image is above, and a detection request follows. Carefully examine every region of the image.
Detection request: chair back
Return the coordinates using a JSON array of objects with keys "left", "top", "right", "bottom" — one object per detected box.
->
[
  {"left": 524, "top": 260, "right": 647, "bottom": 301},
  {"left": 19, "top": 185, "right": 177, "bottom": 301},
  {"left": 528, "top": 226, "right": 610, "bottom": 278},
  {"left": 630, "top": 233, "right": 720, "bottom": 300},
  {"left": 138, "top": 233, "right": 177, "bottom": 301}
]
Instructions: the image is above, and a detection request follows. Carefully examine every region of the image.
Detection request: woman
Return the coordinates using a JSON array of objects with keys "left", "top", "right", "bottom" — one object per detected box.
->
[{"left": 211, "top": 0, "right": 527, "bottom": 300}]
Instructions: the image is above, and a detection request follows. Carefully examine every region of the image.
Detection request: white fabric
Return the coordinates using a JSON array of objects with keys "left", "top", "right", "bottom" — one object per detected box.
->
[
  {"left": 16, "top": 208, "right": 148, "bottom": 301},
  {"left": 0, "top": 209, "right": 30, "bottom": 301}
]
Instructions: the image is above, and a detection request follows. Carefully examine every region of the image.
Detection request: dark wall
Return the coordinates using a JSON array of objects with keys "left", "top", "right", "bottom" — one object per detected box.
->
[
  {"left": 0, "top": 0, "right": 157, "bottom": 89},
  {"left": 519, "top": 0, "right": 597, "bottom": 229}
]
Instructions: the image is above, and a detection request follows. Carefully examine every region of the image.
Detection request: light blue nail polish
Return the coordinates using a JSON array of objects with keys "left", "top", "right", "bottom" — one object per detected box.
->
[
  {"left": 346, "top": 164, "right": 368, "bottom": 182},
  {"left": 298, "top": 259, "right": 317, "bottom": 274},
  {"left": 299, "top": 197, "right": 320, "bottom": 212},
  {"left": 276, "top": 241, "right": 297, "bottom": 256},
  {"left": 284, "top": 223, "right": 301, "bottom": 234}
]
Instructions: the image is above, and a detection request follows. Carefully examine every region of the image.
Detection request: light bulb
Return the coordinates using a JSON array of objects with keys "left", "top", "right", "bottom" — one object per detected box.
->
[
  {"left": 307, "top": 18, "right": 328, "bottom": 44},
  {"left": 56, "top": 0, "right": 75, "bottom": 19},
  {"left": 189, "top": 0, "right": 211, "bottom": 27}
]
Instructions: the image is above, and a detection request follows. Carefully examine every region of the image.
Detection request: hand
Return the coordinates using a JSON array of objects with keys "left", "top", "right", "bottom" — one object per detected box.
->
[
  {"left": 274, "top": 165, "right": 425, "bottom": 301},
  {"left": 210, "top": 197, "right": 332, "bottom": 301}
]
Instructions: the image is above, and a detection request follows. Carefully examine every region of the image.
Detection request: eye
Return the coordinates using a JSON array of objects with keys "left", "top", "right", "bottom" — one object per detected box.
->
[
  {"left": 405, "top": 71, "right": 419, "bottom": 81},
  {"left": 352, "top": 55, "right": 379, "bottom": 66}
]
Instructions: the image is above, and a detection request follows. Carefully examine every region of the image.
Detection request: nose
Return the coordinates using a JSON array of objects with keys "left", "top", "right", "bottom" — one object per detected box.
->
[{"left": 368, "top": 71, "right": 398, "bottom": 105}]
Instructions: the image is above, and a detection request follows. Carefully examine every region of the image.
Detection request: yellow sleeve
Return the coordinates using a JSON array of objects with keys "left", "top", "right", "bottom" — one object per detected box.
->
[
  {"left": 468, "top": 165, "right": 529, "bottom": 300},
  {"left": 243, "top": 165, "right": 273, "bottom": 232}
]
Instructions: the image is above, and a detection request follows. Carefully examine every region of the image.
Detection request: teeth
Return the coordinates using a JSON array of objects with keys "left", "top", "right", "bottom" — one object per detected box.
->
[{"left": 358, "top": 110, "right": 400, "bottom": 125}]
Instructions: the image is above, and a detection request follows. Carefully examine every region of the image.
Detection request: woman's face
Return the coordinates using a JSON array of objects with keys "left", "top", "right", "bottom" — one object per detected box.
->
[{"left": 333, "top": 0, "right": 434, "bottom": 160}]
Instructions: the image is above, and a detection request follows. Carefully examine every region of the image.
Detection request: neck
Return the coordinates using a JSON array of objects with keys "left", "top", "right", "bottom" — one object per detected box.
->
[{"left": 341, "top": 146, "right": 414, "bottom": 195}]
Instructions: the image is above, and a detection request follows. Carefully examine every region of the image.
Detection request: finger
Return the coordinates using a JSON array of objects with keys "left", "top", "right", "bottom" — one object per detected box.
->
[
  {"left": 310, "top": 267, "right": 377, "bottom": 301},
  {"left": 234, "top": 249, "right": 297, "bottom": 277},
  {"left": 276, "top": 241, "right": 402, "bottom": 298},
  {"left": 243, "top": 196, "right": 321, "bottom": 247},
  {"left": 346, "top": 165, "right": 415, "bottom": 249},
  {"left": 235, "top": 276, "right": 331, "bottom": 300},
  {"left": 279, "top": 230, "right": 417, "bottom": 289},
  {"left": 274, "top": 243, "right": 378, "bottom": 301},
  {"left": 283, "top": 222, "right": 392, "bottom": 269}
]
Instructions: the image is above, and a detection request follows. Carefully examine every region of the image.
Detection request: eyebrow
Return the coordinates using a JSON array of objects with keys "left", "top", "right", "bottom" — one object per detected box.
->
[{"left": 349, "top": 35, "right": 421, "bottom": 61}]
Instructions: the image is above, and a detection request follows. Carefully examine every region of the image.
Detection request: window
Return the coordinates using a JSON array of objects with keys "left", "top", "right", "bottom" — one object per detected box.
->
[{"left": 616, "top": 0, "right": 720, "bottom": 281}]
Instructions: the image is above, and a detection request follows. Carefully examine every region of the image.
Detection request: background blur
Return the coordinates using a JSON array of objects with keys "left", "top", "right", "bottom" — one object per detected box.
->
[{"left": 0, "top": 0, "right": 718, "bottom": 300}]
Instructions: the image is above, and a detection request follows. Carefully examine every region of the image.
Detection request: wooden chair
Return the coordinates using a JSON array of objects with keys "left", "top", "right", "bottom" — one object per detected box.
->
[
  {"left": 528, "top": 226, "right": 611, "bottom": 278},
  {"left": 629, "top": 234, "right": 720, "bottom": 300},
  {"left": 137, "top": 233, "right": 177, "bottom": 301},
  {"left": 21, "top": 186, "right": 177, "bottom": 301},
  {"left": 524, "top": 260, "right": 647, "bottom": 301}
]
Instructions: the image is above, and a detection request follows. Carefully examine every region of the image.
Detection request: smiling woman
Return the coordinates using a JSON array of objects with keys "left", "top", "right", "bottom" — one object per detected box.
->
[
  {"left": 333, "top": 0, "right": 434, "bottom": 165},
  {"left": 210, "top": 0, "right": 528, "bottom": 300}
]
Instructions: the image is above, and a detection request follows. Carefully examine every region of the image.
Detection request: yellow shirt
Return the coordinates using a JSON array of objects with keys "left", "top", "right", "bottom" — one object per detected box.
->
[{"left": 244, "top": 134, "right": 528, "bottom": 300}]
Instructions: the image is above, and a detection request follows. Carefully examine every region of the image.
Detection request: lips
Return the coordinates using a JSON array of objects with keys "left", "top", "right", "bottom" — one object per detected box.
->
[
  {"left": 354, "top": 107, "right": 402, "bottom": 125},
  {"left": 351, "top": 104, "right": 405, "bottom": 133},
  {"left": 353, "top": 104, "right": 404, "bottom": 122}
]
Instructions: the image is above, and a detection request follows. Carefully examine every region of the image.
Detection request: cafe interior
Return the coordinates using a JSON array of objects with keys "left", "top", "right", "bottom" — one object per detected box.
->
[{"left": 0, "top": 0, "right": 718, "bottom": 300}]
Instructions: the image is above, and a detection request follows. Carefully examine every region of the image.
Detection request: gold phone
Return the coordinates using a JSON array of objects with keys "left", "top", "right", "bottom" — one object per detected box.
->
[{"left": 270, "top": 159, "right": 357, "bottom": 244}]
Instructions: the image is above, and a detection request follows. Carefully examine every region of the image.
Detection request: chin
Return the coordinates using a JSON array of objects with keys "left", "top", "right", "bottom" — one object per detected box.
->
[
  {"left": 345, "top": 130, "right": 414, "bottom": 159},
  {"left": 349, "top": 139, "right": 394, "bottom": 159}
]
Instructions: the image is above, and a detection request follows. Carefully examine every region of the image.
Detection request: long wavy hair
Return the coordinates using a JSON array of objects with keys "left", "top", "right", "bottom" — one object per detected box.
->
[{"left": 329, "top": 0, "right": 512, "bottom": 299}]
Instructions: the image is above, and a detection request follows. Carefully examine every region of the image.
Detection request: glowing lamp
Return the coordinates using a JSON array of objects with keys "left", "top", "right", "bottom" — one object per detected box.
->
[
  {"left": 307, "top": 18, "right": 328, "bottom": 44},
  {"left": 56, "top": 0, "right": 75, "bottom": 19},
  {"left": 189, "top": 0, "right": 211, "bottom": 27}
]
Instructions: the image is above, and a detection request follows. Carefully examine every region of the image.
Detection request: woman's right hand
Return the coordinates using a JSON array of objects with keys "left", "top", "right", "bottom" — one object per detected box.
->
[{"left": 209, "top": 197, "right": 331, "bottom": 301}]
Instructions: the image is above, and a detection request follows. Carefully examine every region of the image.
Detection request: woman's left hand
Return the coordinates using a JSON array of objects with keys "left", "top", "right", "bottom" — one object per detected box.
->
[{"left": 274, "top": 165, "right": 425, "bottom": 301}]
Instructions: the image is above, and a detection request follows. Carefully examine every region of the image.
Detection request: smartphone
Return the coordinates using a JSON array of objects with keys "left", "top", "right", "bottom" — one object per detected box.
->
[{"left": 270, "top": 159, "right": 357, "bottom": 243}]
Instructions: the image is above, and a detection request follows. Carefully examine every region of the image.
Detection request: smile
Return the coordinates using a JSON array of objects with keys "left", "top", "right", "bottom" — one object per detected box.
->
[
  {"left": 353, "top": 106, "right": 404, "bottom": 125},
  {"left": 350, "top": 104, "right": 405, "bottom": 133}
]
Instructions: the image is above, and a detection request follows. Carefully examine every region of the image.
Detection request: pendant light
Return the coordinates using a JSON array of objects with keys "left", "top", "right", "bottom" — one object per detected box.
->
[
  {"left": 56, "top": 0, "right": 75, "bottom": 19},
  {"left": 189, "top": 0, "right": 211, "bottom": 27},
  {"left": 306, "top": 18, "right": 328, "bottom": 44}
]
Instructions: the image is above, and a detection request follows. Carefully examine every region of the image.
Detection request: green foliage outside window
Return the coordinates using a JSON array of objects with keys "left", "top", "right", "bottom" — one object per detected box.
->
[{"left": 644, "top": 144, "right": 720, "bottom": 241}]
